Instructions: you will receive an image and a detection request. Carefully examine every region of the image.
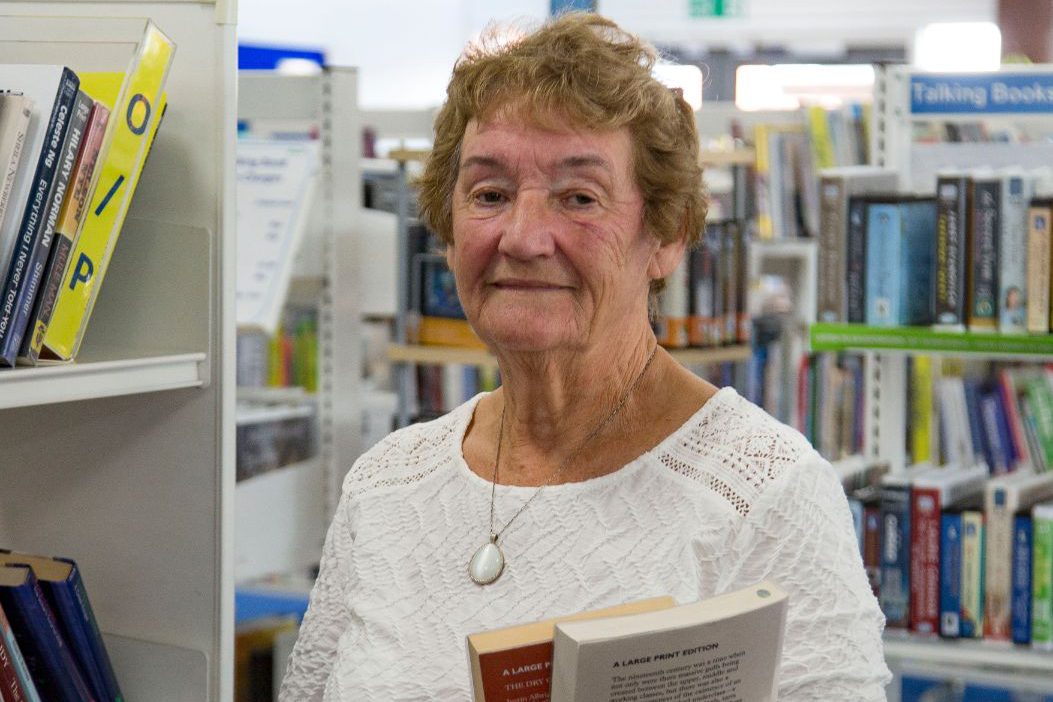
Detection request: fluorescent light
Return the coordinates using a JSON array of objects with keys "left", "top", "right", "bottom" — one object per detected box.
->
[
  {"left": 654, "top": 63, "right": 704, "bottom": 110},
  {"left": 735, "top": 64, "right": 875, "bottom": 111},
  {"left": 914, "top": 22, "right": 1001, "bottom": 72}
]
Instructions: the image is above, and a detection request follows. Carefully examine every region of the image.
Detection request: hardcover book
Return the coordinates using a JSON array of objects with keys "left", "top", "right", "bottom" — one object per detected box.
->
[
  {"left": 879, "top": 463, "right": 939, "bottom": 628},
  {"left": 0, "top": 94, "right": 34, "bottom": 243},
  {"left": 996, "top": 170, "right": 1033, "bottom": 334},
  {"left": 865, "top": 196, "right": 937, "bottom": 327},
  {"left": 1011, "top": 512, "right": 1033, "bottom": 644},
  {"left": 0, "top": 599, "right": 37, "bottom": 702},
  {"left": 933, "top": 172, "right": 971, "bottom": 329},
  {"left": 466, "top": 597, "right": 675, "bottom": 702},
  {"left": 550, "top": 581, "right": 788, "bottom": 702},
  {"left": 1025, "top": 198, "right": 1053, "bottom": 334},
  {"left": 939, "top": 511, "right": 963, "bottom": 638},
  {"left": 1032, "top": 501, "right": 1053, "bottom": 650},
  {"left": 960, "top": 508, "right": 985, "bottom": 639},
  {"left": 967, "top": 175, "right": 1001, "bottom": 332}
]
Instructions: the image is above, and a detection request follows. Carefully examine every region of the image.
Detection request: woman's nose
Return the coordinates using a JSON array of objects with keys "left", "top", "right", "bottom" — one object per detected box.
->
[{"left": 497, "top": 190, "right": 557, "bottom": 259}]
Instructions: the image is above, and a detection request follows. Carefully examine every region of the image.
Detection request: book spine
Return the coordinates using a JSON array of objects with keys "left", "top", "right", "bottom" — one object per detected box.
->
[
  {"left": 722, "top": 222, "right": 739, "bottom": 343},
  {"left": 1025, "top": 377, "right": 1053, "bottom": 469},
  {"left": 1032, "top": 508, "right": 1053, "bottom": 649},
  {"left": 939, "top": 512, "right": 963, "bottom": 638},
  {"left": 933, "top": 175, "right": 969, "bottom": 327},
  {"left": 910, "top": 486, "right": 941, "bottom": 634},
  {"left": 960, "top": 510, "right": 985, "bottom": 638},
  {"left": 1011, "top": 513, "right": 1033, "bottom": 644},
  {"left": 865, "top": 202, "right": 902, "bottom": 327},
  {"left": 21, "top": 99, "right": 107, "bottom": 365},
  {"left": 998, "top": 174, "right": 1031, "bottom": 333},
  {"left": 733, "top": 222, "right": 749, "bottom": 344},
  {"left": 1026, "top": 201, "right": 1052, "bottom": 333},
  {"left": 656, "top": 256, "right": 689, "bottom": 348},
  {"left": 902, "top": 200, "right": 937, "bottom": 325},
  {"left": 968, "top": 179, "right": 1000, "bottom": 331},
  {"left": 817, "top": 176, "right": 846, "bottom": 322},
  {"left": 879, "top": 485, "right": 912, "bottom": 628},
  {"left": 0, "top": 100, "right": 32, "bottom": 236},
  {"left": 910, "top": 356, "right": 934, "bottom": 464},
  {"left": 0, "top": 604, "right": 37, "bottom": 702},
  {"left": 979, "top": 388, "right": 1011, "bottom": 474},
  {"left": 863, "top": 503, "right": 882, "bottom": 598},
  {"left": 984, "top": 487, "right": 1015, "bottom": 640},
  {"left": 845, "top": 197, "right": 868, "bottom": 323},
  {"left": 998, "top": 369, "right": 1031, "bottom": 470},
  {"left": 0, "top": 608, "right": 28, "bottom": 702},
  {"left": 0, "top": 68, "right": 79, "bottom": 366}
]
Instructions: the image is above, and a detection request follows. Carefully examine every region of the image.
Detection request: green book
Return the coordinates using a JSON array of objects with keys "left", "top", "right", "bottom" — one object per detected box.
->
[
  {"left": 1033, "top": 502, "right": 1053, "bottom": 650},
  {"left": 961, "top": 510, "right": 985, "bottom": 639},
  {"left": 1025, "top": 375, "right": 1053, "bottom": 469}
]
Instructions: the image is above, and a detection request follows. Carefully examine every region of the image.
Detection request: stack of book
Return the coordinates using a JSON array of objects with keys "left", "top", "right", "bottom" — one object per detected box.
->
[{"left": 0, "top": 22, "right": 172, "bottom": 369}]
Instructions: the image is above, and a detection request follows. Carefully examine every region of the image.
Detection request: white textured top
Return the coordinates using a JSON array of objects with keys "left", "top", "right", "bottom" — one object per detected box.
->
[{"left": 279, "top": 387, "right": 891, "bottom": 701}]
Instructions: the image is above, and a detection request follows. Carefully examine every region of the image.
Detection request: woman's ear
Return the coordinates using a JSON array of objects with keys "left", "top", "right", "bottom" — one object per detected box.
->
[{"left": 647, "top": 235, "right": 687, "bottom": 281}]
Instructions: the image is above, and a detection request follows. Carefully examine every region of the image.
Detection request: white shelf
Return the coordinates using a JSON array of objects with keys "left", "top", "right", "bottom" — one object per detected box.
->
[
  {"left": 104, "top": 634, "right": 208, "bottom": 702},
  {"left": 884, "top": 633, "right": 1053, "bottom": 675},
  {"left": 0, "top": 353, "right": 206, "bottom": 409}
]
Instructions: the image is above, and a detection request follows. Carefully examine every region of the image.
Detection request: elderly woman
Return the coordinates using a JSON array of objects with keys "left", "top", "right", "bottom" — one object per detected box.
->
[{"left": 280, "top": 13, "right": 889, "bottom": 701}]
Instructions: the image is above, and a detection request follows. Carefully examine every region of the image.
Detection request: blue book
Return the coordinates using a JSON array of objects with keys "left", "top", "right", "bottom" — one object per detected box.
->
[
  {"left": 963, "top": 379, "right": 991, "bottom": 471},
  {"left": 1011, "top": 513, "right": 1033, "bottom": 644},
  {"left": 980, "top": 385, "right": 1013, "bottom": 474},
  {"left": 940, "top": 511, "right": 963, "bottom": 637},
  {"left": 865, "top": 197, "right": 938, "bottom": 326},
  {"left": 0, "top": 565, "right": 92, "bottom": 702},
  {"left": 879, "top": 474, "right": 918, "bottom": 628}
]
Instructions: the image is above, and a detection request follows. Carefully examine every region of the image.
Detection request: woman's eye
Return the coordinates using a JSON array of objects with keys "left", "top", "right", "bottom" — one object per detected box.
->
[
  {"left": 567, "top": 193, "right": 596, "bottom": 207},
  {"left": 473, "top": 190, "right": 505, "bottom": 205}
]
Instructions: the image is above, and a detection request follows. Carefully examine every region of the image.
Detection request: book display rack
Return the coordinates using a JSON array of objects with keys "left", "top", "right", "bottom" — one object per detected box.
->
[{"left": 0, "top": 2, "right": 235, "bottom": 698}]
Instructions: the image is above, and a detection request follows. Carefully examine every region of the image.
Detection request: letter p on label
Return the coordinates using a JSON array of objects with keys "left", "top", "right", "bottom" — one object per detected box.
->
[{"left": 69, "top": 253, "right": 94, "bottom": 290}]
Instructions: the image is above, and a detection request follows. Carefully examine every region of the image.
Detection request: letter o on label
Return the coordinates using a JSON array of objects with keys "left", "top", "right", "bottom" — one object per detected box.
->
[{"left": 126, "top": 94, "right": 151, "bottom": 136}]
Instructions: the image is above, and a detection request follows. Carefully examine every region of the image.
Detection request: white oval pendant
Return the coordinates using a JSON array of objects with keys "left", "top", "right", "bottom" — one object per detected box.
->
[{"left": 469, "top": 541, "right": 505, "bottom": 585}]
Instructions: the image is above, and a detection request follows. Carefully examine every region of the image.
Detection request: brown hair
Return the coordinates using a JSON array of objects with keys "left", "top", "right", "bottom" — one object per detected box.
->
[{"left": 417, "top": 12, "right": 707, "bottom": 251}]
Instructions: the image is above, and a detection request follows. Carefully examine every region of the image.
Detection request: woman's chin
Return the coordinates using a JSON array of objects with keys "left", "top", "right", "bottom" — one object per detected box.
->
[{"left": 476, "top": 321, "right": 576, "bottom": 355}]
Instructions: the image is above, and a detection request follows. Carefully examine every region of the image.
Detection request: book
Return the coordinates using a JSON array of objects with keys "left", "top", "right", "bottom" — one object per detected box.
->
[
  {"left": 466, "top": 597, "right": 675, "bottom": 702},
  {"left": 0, "top": 95, "right": 33, "bottom": 243},
  {"left": 40, "top": 22, "right": 175, "bottom": 363},
  {"left": 997, "top": 170, "right": 1033, "bottom": 334},
  {"left": 1031, "top": 501, "right": 1053, "bottom": 650},
  {"left": 844, "top": 195, "right": 872, "bottom": 323},
  {"left": 657, "top": 256, "right": 689, "bottom": 348},
  {"left": 0, "top": 566, "right": 92, "bottom": 702},
  {"left": 933, "top": 172, "right": 971, "bottom": 329},
  {"left": 550, "top": 581, "right": 788, "bottom": 702},
  {"left": 984, "top": 470, "right": 1053, "bottom": 640},
  {"left": 1011, "top": 512, "right": 1033, "bottom": 644},
  {"left": 967, "top": 175, "right": 1001, "bottom": 332},
  {"left": 6, "top": 88, "right": 93, "bottom": 366},
  {"left": 939, "top": 511, "right": 964, "bottom": 638},
  {"left": 0, "top": 602, "right": 35, "bottom": 702},
  {"left": 1025, "top": 198, "right": 1053, "bottom": 334},
  {"left": 0, "top": 66, "right": 80, "bottom": 366},
  {"left": 20, "top": 98, "right": 109, "bottom": 365},
  {"left": 879, "top": 463, "right": 939, "bottom": 629},
  {"left": 865, "top": 196, "right": 938, "bottom": 327},
  {"left": 0, "top": 551, "right": 121, "bottom": 702},
  {"left": 816, "top": 167, "right": 897, "bottom": 323},
  {"left": 960, "top": 508, "right": 985, "bottom": 639}
]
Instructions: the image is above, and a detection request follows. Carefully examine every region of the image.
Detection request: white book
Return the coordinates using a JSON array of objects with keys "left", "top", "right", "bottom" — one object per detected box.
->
[
  {"left": 997, "top": 168, "right": 1034, "bottom": 334},
  {"left": 551, "top": 581, "right": 788, "bottom": 702},
  {"left": 0, "top": 94, "right": 33, "bottom": 240}
]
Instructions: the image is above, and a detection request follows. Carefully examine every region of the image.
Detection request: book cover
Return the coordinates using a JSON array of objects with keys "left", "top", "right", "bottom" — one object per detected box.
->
[
  {"left": 998, "top": 367, "right": 1032, "bottom": 471},
  {"left": 865, "top": 197, "right": 937, "bottom": 327},
  {"left": 466, "top": 597, "right": 675, "bottom": 702},
  {"left": 0, "top": 551, "right": 122, "bottom": 702},
  {"left": 687, "top": 234, "right": 716, "bottom": 347},
  {"left": 978, "top": 385, "right": 1012, "bottom": 475},
  {"left": 1025, "top": 198, "right": 1052, "bottom": 334},
  {"left": 984, "top": 470, "right": 1053, "bottom": 640},
  {"left": 939, "top": 511, "right": 963, "bottom": 638},
  {"left": 5, "top": 88, "right": 92, "bottom": 366},
  {"left": 41, "top": 22, "right": 176, "bottom": 362},
  {"left": 960, "top": 509, "right": 985, "bottom": 639},
  {"left": 1031, "top": 501, "right": 1053, "bottom": 650},
  {"left": 0, "top": 95, "right": 34, "bottom": 242},
  {"left": 0, "top": 66, "right": 80, "bottom": 366},
  {"left": 20, "top": 98, "right": 109, "bottom": 365},
  {"left": 0, "top": 603, "right": 31, "bottom": 702},
  {"left": 656, "top": 256, "right": 689, "bottom": 349},
  {"left": 1024, "top": 373, "right": 1053, "bottom": 469},
  {"left": 933, "top": 172, "right": 970, "bottom": 329},
  {"left": 816, "top": 168, "right": 896, "bottom": 323},
  {"left": 910, "top": 355, "right": 936, "bottom": 465},
  {"left": 967, "top": 176, "right": 1000, "bottom": 332},
  {"left": 997, "top": 171, "right": 1033, "bottom": 334},
  {"left": 1011, "top": 512, "right": 1033, "bottom": 645},
  {"left": 909, "top": 463, "right": 988, "bottom": 635},
  {"left": 845, "top": 196, "right": 870, "bottom": 323},
  {"left": 863, "top": 502, "right": 882, "bottom": 598},
  {"left": 0, "top": 566, "right": 92, "bottom": 702},
  {"left": 550, "top": 582, "right": 788, "bottom": 702},
  {"left": 879, "top": 463, "right": 939, "bottom": 629}
]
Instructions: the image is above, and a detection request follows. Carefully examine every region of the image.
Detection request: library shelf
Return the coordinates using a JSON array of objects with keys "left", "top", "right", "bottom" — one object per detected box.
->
[
  {"left": 810, "top": 323, "right": 1053, "bottom": 360},
  {"left": 103, "top": 634, "right": 208, "bottom": 701},
  {"left": 883, "top": 632, "right": 1053, "bottom": 676},
  {"left": 387, "top": 342, "right": 752, "bottom": 369},
  {"left": 0, "top": 353, "right": 207, "bottom": 410}
]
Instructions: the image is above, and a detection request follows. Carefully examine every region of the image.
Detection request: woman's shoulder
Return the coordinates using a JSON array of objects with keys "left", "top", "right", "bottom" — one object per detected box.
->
[
  {"left": 339, "top": 393, "right": 483, "bottom": 497},
  {"left": 656, "top": 386, "right": 823, "bottom": 516}
]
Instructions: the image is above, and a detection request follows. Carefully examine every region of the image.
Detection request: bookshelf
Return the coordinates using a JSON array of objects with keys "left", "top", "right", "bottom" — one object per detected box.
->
[
  {"left": 0, "top": 4, "right": 235, "bottom": 699},
  {"left": 811, "top": 323, "right": 1053, "bottom": 359}
]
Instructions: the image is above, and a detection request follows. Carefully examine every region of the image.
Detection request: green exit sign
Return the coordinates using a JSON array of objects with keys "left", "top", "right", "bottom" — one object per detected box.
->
[{"left": 689, "top": 0, "right": 746, "bottom": 17}]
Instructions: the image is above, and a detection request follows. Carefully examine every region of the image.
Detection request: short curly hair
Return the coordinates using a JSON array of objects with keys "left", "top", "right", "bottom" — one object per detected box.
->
[{"left": 417, "top": 12, "right": 707, "bottom": 250}]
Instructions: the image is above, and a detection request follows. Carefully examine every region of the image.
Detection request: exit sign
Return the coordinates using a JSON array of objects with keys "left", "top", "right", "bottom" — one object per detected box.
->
[{"left": 689, "top": 0, "right": 746, "bottom": 17}]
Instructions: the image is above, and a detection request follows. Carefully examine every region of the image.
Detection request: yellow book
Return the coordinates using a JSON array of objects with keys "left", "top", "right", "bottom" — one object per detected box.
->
[
  {"left": 806, "top": 105, "right": 836, "bottom": 170},
  {"left": 910, "top": 355, "right": 935, "bottom": 464},
  {"left": 41, "top": 22, "right": 175, "bottom": 362}
]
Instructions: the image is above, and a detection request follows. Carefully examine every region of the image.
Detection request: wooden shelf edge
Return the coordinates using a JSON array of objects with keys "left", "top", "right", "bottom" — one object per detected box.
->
[
  {"left": 700, "top": 148, "right": 755, "bottom": 167},
  {"left": 387, "top": 148, "right": 431, "bottom": 163}
]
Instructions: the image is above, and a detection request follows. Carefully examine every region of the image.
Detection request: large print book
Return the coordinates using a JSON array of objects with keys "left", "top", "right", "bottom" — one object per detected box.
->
[
  {"left": 0, "top": 551, "right": 122, "bottom": 702},
  {"left": 466, "top": 596, "right": 675, "bottom": 702},
  {"left": 0, "top": 566, "right": 92, "bottom": 702},
  {"left": 40, "top": 22, "right": 175, "bottom": 363},
  {"left": 865, "top": 196, "right": 937, "bottom": 327},
  {"left": 0, "top": 66, "right": 80, "bottom": 367},
  {"left": 0, "top": 598, "right": 39, "bottom": 702},
  {"left": 550, "top": 581, "right": 788, "bottom": 702},
  {"left": 0, "top": 94, "right": 34, "bottom": 239},
  {"left": 932, "top": 171, "right": 971, "bottom": 330}
]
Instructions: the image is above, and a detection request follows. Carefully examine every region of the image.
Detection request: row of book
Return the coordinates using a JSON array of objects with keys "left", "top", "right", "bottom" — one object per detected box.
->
[
  {"left": 0, "top": 26, "right": 172, "bottom": 368},
  {"left": 654, "top": 219, "right": 749, "bottom": 349},
  {"left": 415, "top": 363, "right": 501, "bottom": 422},
  {"left": 817, "top": 165, "right": 1053, "bottom": 332},
  {"left": 0, "top": 550, "right": 121, "bottom": 702},
  {"left": 844, "top": 462, "right": 1053, "bottom": 647},
  {"left": 236, "top": 307, "right": 320, "bottom": 392}
]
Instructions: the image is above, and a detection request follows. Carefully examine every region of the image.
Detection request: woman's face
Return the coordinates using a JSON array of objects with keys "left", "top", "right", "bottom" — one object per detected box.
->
[{"left": 448, "top": 112, "right": 679, "bottom": 354}]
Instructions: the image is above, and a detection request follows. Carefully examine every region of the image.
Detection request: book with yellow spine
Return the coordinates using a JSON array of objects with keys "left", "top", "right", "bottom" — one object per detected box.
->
[{"left": 40, "top": 21, "right": 174, "bottom": 362}]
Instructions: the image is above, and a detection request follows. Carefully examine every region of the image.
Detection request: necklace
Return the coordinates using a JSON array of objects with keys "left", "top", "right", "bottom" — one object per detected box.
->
[{"left": 468, "top": 344, "right": 658, "bottom": 586}]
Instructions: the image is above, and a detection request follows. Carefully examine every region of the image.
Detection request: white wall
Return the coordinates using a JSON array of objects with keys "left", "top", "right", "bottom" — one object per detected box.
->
[{"left": 237, "top": 0, "right": 997, "bottom": 109}]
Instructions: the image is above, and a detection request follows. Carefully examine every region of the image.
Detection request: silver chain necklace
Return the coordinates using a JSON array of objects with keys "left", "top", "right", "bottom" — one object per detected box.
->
[{"left": 468, "top": 344, "right": 658, "bottom": 586}]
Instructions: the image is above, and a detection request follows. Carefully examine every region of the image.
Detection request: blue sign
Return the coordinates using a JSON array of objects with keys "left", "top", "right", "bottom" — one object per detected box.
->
[
  {"left": 550, "top": 0, "right": 594, "bottom": 13},
  {"left": 911, "top": 73, "right": 1053, "bottom": 114}
]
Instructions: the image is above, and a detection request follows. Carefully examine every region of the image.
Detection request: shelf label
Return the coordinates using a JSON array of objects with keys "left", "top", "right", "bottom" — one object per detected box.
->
[{"left": 911, "top": 73, "right": 1053, "bottom": 114}]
